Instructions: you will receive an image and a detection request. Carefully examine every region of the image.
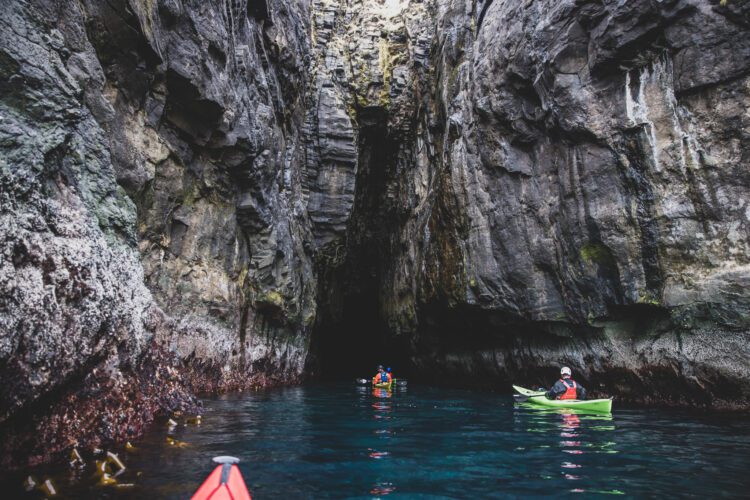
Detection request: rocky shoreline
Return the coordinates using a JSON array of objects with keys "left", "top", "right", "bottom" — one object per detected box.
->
[{"left": 1, "top": 0, "right": 749, "bottom": 468}]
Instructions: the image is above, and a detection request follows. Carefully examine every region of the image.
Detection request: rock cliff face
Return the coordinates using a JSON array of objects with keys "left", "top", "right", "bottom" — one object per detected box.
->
[
  {"left": 309, "top": 0, "right": 750, "bottom": 410},
  {"left": 0, "top": 0, "right": 317, "bottom": 466},
  {"left": 1, "top": 0, "right": 749, "bottom": 466},
  {"left": 398, "top": 0, "right": 750, "bottom": 409}
]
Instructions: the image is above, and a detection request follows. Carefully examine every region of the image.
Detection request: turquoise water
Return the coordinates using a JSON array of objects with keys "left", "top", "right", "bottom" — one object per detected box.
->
[{"left": 9, "top": 383, "right": 750, "bottom": 498}]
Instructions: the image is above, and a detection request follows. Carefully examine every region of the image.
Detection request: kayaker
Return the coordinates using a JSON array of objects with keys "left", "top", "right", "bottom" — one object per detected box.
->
[
  {"left": 546, "top": 367, "right": 587, "bottom": 400},
  {"left": 372, "top": 365, "right": 392, "bottom": 385}
]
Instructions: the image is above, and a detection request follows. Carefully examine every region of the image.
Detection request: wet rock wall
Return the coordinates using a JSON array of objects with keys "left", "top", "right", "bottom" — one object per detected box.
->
[
  {"left": 0, "top": 0, "right": 319, "bottom": 466},
  {"left": 1, "top": 0, "right": 750, "bottom": 469},
  {"left": 302, "top": 0, "right": 750, "bottom": 409},
  {"left": 371, "top": 0, "right": 750, "bottom": 408}
]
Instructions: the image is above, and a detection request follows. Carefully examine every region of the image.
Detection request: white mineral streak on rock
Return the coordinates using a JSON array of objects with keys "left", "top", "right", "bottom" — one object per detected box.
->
[
  {"left": 625, "top": 66, "right": 661, "bottom": 171},
  {"left": 626, "top": 56, "right": 706, "bottom": 177},
  {"left": 372, "top": 0, "right": 407, "bottom": 18}
]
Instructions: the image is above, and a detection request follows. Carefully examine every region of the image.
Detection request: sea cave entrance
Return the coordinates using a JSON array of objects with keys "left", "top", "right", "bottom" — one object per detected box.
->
[{"left": 307, "top": 106, "right": 413, "bottom": 380}]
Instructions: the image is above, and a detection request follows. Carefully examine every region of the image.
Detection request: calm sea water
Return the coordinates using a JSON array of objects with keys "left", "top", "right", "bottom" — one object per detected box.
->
[{"left": 8, "top": 382, "right": 750, "bottom": 498}]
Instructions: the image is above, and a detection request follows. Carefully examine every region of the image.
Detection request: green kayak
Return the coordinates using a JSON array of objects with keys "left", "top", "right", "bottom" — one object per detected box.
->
[
  {"left": 373, "top": 381, "right": 393, "bottom": 390},
  {"left": 513, "top": 385, "right": 613, "bottom": 413}
]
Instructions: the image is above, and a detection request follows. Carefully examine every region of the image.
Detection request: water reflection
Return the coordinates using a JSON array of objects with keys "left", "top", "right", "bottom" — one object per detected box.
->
[
  {"left": 514, "top": 403, "right": 621, "bottom": 494},
  {"left": 368, "top": 387, "right": 394, "bottom": 463},
  {"left": 372, "top": 388, "right": 392, "bottom": 399},
  {"left": 558, "top": 410, "right": 618, "bottom": 493},
  {"left": 559, "top": 411, "right": 583, "bottom": 479},
  {"left": 370, "top": 481, "right": 396, "bottom": 495},
  {"left": 6, "top": 385, "right": 749, "bottom": 498}
]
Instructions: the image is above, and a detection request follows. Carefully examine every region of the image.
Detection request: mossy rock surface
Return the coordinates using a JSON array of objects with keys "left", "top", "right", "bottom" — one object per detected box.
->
[
  {"left": 256, "top": 290, "right": 285, "bottom": 309},
  {"left": 579, "top": 243, "right": 616, "bottom": 267}
]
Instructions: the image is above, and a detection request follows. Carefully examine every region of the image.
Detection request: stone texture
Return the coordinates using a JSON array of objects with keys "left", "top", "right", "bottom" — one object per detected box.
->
[
  {"left": 303, "top": 0, "right": 750, "bottom": 409},
  {"left": 369, "top": 0, "right": 750, "bottom": 408},
  {"left": 0, "top": 0, "right": 317, "bottom": 467},
  {"left": 1, "top": 0, "right": 750, "bottom": 469}
]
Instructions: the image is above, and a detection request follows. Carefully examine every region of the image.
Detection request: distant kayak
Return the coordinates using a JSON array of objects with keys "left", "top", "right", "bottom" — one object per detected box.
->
[
  {"left": 192, "top": 456, "right": 251, "bottom": 500},
  {"left": 513, "top": 385, "right": 613, "bottom": 413},
  {"left": 357, "top": 378, "right": 406, "bottom": 389}
]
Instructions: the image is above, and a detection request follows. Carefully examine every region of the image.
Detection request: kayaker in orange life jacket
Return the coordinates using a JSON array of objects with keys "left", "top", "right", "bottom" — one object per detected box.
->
[
  {"left": 546, "top": 366, "right": 587, "bottom": 400},
  {"left": 372, "top": 365, "right": 392, "bottom": 385}
]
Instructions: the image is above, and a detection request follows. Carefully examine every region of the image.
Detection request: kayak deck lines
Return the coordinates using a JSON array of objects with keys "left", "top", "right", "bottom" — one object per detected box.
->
[{"left": 192, "top": 456, "right": 252, "bottom": 500}]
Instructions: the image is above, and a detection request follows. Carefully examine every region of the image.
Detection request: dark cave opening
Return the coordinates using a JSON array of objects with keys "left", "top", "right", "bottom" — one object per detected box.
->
[{"left": 308, "top": 107, "right": 413, "bottom": 380}]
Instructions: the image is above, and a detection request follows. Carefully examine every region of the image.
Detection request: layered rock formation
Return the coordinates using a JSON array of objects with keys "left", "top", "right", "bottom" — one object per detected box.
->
[
  {"left": 1, "top": 0, "right": 749, "bottom": 467},
  {"left": 407, "top": 0, "right": 750, "bottom": 408},
  {"left": 0, "top": 0, "right": 317, "bottom": 466},
  {"left": 308, "top": 0, "right": 750, "bottom": 409}
]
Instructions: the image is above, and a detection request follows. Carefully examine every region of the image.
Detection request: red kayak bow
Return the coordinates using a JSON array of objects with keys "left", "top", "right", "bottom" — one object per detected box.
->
[{"left": 191, "top": 456, "right": 251, "bottom": 500}]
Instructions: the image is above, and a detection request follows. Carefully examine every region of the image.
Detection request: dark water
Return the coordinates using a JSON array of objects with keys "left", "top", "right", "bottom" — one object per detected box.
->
[{"left": 9, "top": 383, "right": 750, "bottom": 498}]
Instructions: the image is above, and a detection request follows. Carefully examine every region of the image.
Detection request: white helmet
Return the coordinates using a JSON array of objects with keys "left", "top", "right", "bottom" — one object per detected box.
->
[{"left": 560, "top": 366, "right": 572, "bottom": 376}]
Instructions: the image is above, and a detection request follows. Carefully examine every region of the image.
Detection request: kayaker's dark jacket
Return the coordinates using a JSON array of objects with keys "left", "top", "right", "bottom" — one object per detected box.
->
[{"left": 546, "top": 378, "right": 587, "bottom": 400}]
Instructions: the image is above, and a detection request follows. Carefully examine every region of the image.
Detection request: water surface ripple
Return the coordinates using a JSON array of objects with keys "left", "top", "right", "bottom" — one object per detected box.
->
[{"left": 14, "top": 383, "right": 750, "bottom": 498}]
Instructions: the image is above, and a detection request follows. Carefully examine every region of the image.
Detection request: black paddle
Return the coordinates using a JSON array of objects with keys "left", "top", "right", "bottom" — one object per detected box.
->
[{"left": 356, "top": 378, "right": 408, "bottom": 387}]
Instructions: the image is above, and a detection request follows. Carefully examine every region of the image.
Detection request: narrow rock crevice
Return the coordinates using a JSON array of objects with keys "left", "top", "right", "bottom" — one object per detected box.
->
[{"left": 310, "top": 106, "right": 410, "bottom": 378}]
